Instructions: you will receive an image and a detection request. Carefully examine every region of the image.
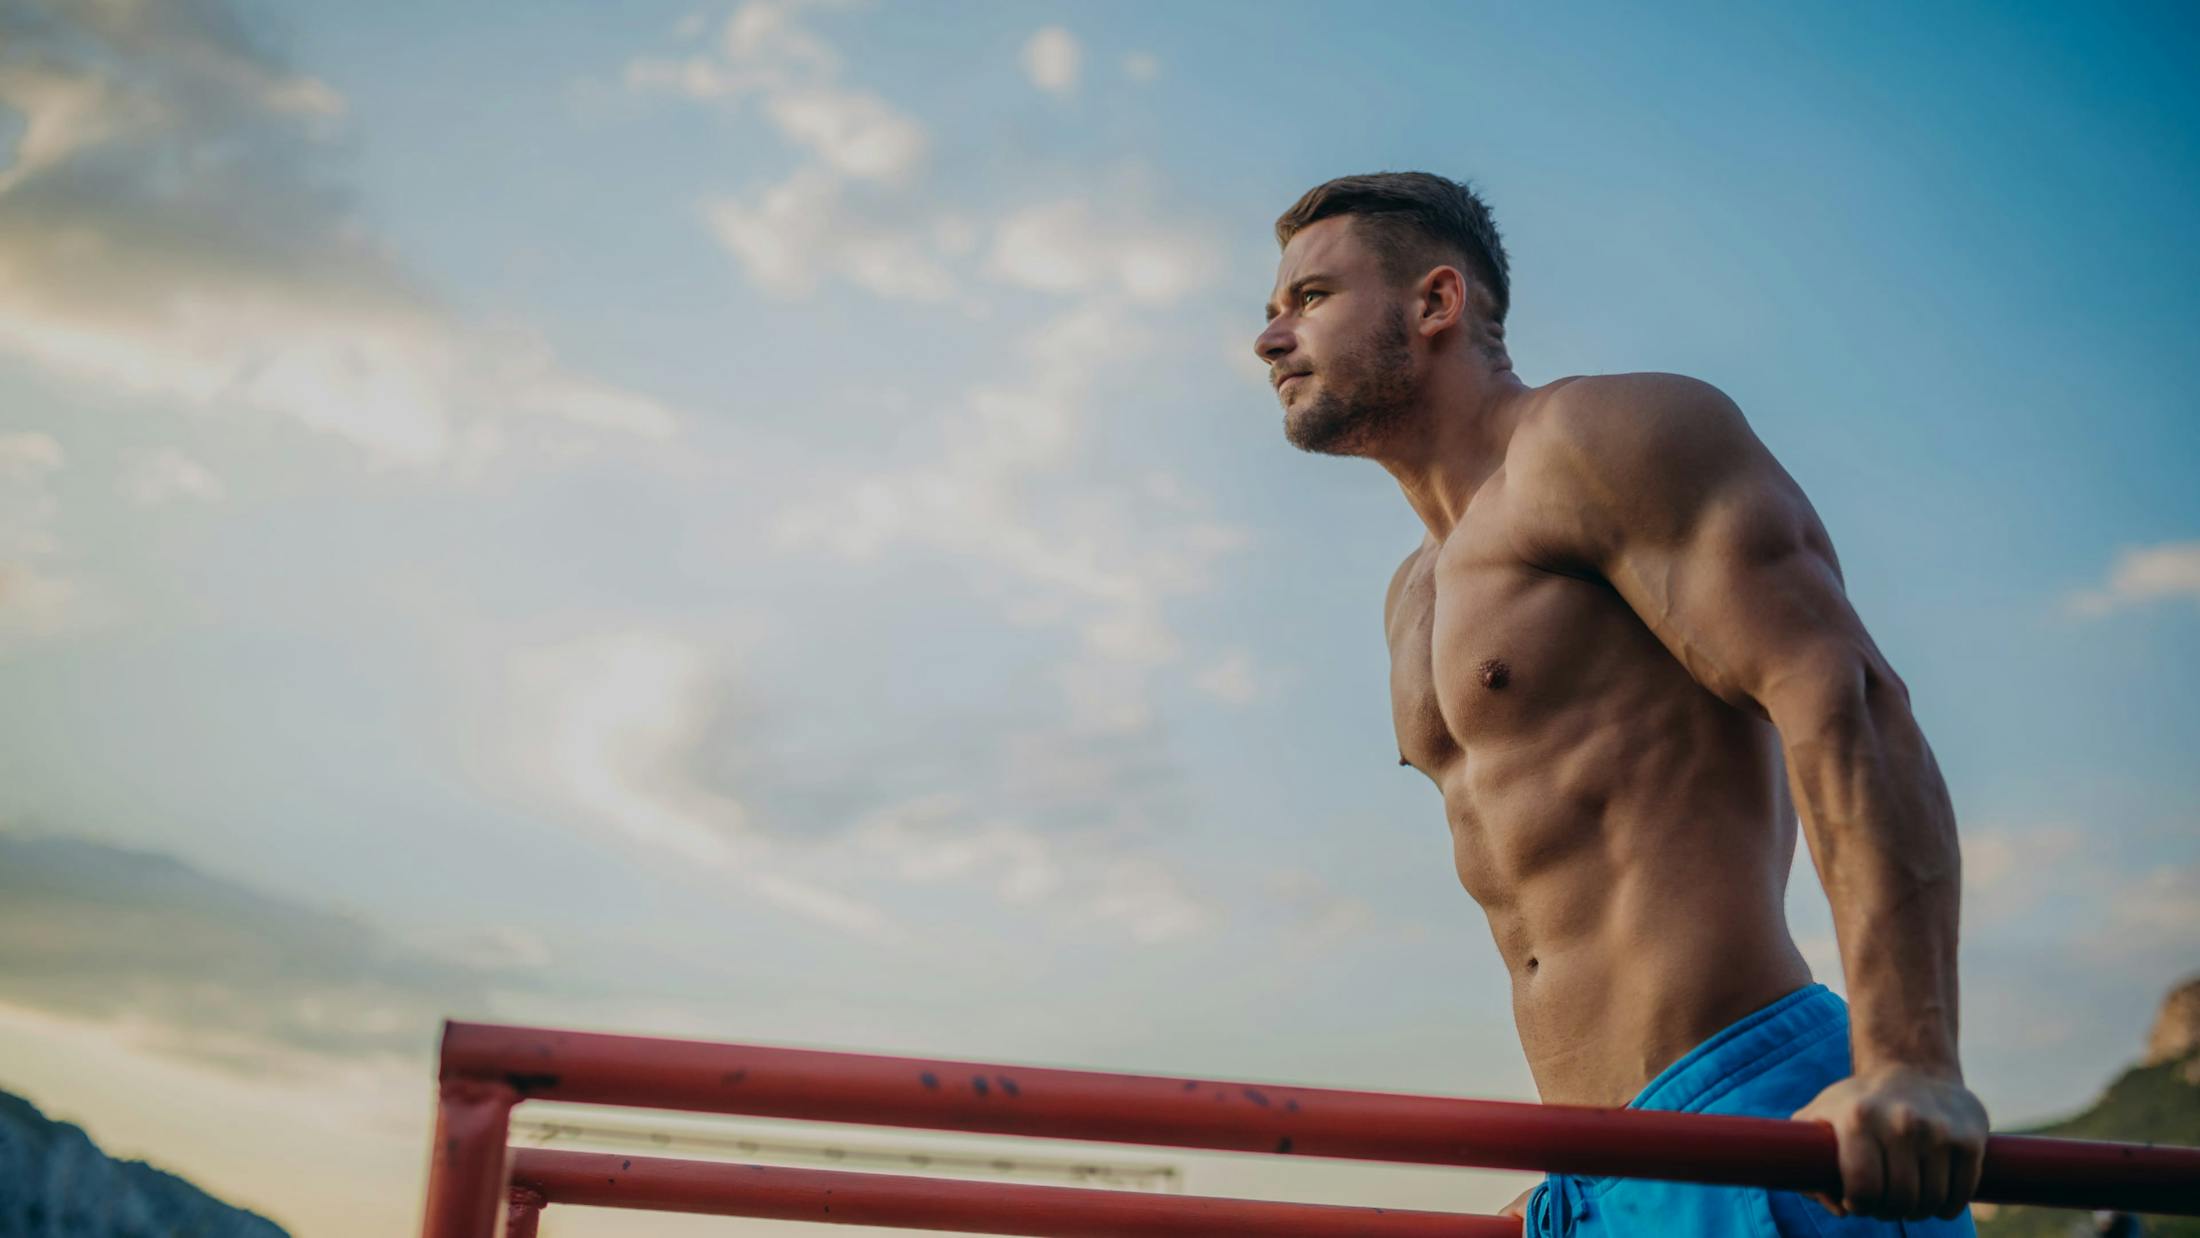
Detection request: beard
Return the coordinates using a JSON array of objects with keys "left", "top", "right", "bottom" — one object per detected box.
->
[{"left": 1281, "top": 304, "right": 1418, "bottom": 456}]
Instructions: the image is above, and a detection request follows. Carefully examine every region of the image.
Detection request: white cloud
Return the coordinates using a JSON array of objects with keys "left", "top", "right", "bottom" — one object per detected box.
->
[
  {"left": 0, "top": 2, "right": 681, "bottom": 473},
  {"left": 766, "top": 88, "right": 927, "bottom": 182},
  {"left": 1194, "top": 648, "right": 1262, "bottom": 705},
  {"left": 850, "top": 799, "right": 1211, "bottom": 944},
  {"left": 0, "top": 431, "right": 64, "bottom": 491},
  {"left": 773, "top": 298, "right": 1247, "bottom": 733},
  {"left": 0, "top": 431, "right": 77, "bottom": 643},
  {"left": 634, "top": 1, "right": 955, "bottom": 300},
  {"left": 1959, "top": 821, "right": 2198, "bottom": 977},
  {"left": 1962, "top": 822, "right": 2085, "bottom": 927},
  {"left": 2107, "top": 862, "right": 2200, "bottom": 944},
  {"left": 702, "top": 166, "right": 958, "bottom": 301},
  {"left": 985, "top": 199, "right": 1218, "bottom": 304},
  {"left": 119, "top": 447, "right": 227, "bottom": 507},
  {"left": 0, "top": 833, "right": 516, "bottom": 1073},
  {"left": 1264, "top": 869, "right": 1377, "bottom": 941},
  {"left": 1021, "top": 27, "right": 1082, "bottom": 96},
  {"left": 1122, "top": 52, "right": 1161, "bottom": 84},
  {"left": 2066, "top": 540, "right": 2200, "bottom": 617},
  {"left": 502, "top": 629, "right": 895, "bottom": 939},
  {"left": 629, "top": 3, "right": 928, "bottom": 183}
]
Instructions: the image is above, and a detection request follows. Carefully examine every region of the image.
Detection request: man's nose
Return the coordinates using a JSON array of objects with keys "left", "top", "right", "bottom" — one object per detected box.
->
[{"left": 1254, "top": 320, "right": 1294, "bottom": 365}]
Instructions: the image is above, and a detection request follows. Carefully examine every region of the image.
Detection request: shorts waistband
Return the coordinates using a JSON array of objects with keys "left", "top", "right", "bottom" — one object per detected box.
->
[{"left": 1631, "top": 982, "right": 1847, "bottom": 1115}]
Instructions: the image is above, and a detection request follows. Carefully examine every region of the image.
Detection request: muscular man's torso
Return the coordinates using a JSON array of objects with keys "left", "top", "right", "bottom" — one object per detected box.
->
[{"left": 1386, "top": 395, "right": 1813, "bottom": 1106}]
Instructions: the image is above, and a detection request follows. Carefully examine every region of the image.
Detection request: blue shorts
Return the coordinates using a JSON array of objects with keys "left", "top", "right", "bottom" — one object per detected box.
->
[{"left": 1526, "top": 984, "right": 1976, "bottom": 1237}]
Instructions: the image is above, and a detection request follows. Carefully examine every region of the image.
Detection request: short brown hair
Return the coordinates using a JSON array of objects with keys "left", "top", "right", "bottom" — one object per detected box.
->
[{"left": 1275, "top": 172, "right": 1511, "bottom": 324}]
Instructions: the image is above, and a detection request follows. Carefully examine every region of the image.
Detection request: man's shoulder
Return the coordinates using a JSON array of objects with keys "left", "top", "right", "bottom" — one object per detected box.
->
[
  {"left": 1510, "top": 371, "right": 1750, "bottom": 480},
  {"left": 1502, "top": 373, "right": 1763, "bottom": 564}
]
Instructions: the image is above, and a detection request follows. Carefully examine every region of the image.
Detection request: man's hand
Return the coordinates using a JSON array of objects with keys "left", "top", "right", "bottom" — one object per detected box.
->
[{"left": 1793, "top": 1066, "right": 1988, "bottom": 1220}]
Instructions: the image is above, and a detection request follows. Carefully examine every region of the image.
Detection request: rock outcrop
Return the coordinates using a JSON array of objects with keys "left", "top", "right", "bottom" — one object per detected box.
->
[
  {"left": 2144, "top": 975, "right": 2200, "bottom": 1074},
  {"left": 0, "top": 1088, "right": 287, "bottom": 1238},
  {"left": 1976, "top": 975, "right": 2200, "bottom": 1238}
]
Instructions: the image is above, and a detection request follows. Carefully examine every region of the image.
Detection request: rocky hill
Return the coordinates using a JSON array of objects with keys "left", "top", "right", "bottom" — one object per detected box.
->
[
  {"left": 0, "top": 1088, "right": 287, "bottom": 1238},
  {"left": 1976, "top": 976, "right": 2200, "bottom": 1238}
]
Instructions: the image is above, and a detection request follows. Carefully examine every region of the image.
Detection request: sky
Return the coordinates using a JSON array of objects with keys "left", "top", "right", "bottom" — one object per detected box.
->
[{"left": 0, "top": 0, "right": 2195, "bottom": 1234}]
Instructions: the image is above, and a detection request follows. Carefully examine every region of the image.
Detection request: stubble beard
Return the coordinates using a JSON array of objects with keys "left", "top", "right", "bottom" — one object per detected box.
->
[{"left": 1282, "top": 304, "right": 1419, "bottom": 457}]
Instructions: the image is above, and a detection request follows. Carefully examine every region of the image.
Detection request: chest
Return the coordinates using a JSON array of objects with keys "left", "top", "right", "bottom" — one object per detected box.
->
[{"left": 1386, "top": 521, "right": 1631, "bottom": 769}]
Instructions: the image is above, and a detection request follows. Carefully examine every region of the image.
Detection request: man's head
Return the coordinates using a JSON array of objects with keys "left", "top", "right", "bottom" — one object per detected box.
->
[{"left": 1257, "top": 172, "right": 1511, "bottom": 456}]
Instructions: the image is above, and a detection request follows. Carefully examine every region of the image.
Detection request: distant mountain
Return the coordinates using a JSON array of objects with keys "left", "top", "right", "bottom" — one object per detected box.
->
[
  {"left": 1976, "top": 976, "right": 2200, "bottom": 1238},
  {"left": 0, "top": 1088, "right": 287, "bottom": 1238}
]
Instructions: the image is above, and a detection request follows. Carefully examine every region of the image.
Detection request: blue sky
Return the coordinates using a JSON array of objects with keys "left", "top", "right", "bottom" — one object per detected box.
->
[{"left": 0, "top": 2, "right": 2194, "bottom": 1234}]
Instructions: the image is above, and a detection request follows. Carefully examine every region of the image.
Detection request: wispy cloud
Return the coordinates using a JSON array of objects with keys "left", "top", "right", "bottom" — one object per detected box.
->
[
  {"left": 1194, "top": 648, "right": 1265, "bottom": 705},
  {"left": 499, "top": 628, "right": 897, "bottom": 939},
  {"left": 1020, "top": 27, "right": 1081, "bottom": 97},
  {"left": 558, "top": 2, "right": 1253, "bottom": 945},
  {"left": 773, "top": 299, "right": 1248, "bottom": 733},
  {"left": 633, "top": 0, "right": 966, "bottom": 303},
  {"left": 0, "top": 430, "right": 78, "bottom": 644},
  {"left": 0, "top": 0, "right": 678, "bottom": 471},
  {"left": 0, "top": 832, "right": 522, "bottom": 1075},
  {"left": 118, "top": 447, "right": 227, "bottom": 507},
  {"left": 700, "top": 165, "right": 967, "bottom": 301},
  {"left": 492, "top": 623, "right": 1224, "bottom": 944},
  {"left": 2065, "top": 540, "right": 2200, "bottom": 617},
  {"left": 985, "top": 198, "right": 1218, "bottom": 304},
  {"left": 1264, "top": 868, "right": 1377, "bottom": 942},
  {"left": 1961, "top": 821, "right": 2198, "bottom": 974}
]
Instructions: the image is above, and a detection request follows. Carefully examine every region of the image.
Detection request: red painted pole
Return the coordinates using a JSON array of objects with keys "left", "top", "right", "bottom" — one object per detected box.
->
[
  {"left": 504, "top": 1186, "right": 544, "bottom": 1238},
  {"left": 510, "top": 1149, "right": 1523, "bottom": 1236},
  {"left": 441, "top": 1022, "right": 2200, "bottom": 1215},
  {"left": 419, "top": 1073, "right": 518, "bottom": 1238}
]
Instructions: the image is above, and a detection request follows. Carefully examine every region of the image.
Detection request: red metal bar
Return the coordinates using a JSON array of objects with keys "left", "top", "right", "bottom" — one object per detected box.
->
[
  {"left": 442, "top": 1022, "right": 2200, "bottom": 1215},
  {"left": 511, "top": 1149, "right": 1523, "bottom": 1236},
  {"left": 504, "top": 1186, "right": 544, "bottom": 1238},
  {"left": 420, "top": 1076, "right": 518, "bottom": 1238}
]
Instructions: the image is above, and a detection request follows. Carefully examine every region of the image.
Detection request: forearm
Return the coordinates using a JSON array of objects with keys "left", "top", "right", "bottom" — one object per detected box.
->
[{"left": 1779, "top": 666, "right": 1963, "bottom": 1076}]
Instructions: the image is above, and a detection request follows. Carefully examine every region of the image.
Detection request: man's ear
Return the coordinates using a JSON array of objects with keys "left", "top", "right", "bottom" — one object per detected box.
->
[{"left": 1414, "top": 265, "right": 1470, "bottom": 337}]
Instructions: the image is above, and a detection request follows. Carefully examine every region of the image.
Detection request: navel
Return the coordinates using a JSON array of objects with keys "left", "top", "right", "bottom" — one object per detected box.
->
[{"left": 1477, "top": 658, "right": 1511, "bottom": 690}]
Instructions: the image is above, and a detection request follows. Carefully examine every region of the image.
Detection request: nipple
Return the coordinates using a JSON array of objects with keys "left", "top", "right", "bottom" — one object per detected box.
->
[{"left": 1477, "top": 658, "right": 1511, "bottom": 690}]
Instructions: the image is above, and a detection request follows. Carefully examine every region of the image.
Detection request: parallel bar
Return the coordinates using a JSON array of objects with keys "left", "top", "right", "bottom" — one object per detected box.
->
[
  {"left": 504, "top": 1187, "right": 544, "bottom": 1238},
  {"left": 511, "top": 1149, "right": 1521, "bottom": 1236},
  {"left": 443, "top": 1022, "right": 2200, "bottom": 1215},
  {"left": 420, "top": 1076, "right": 518, "bottom": 1238}
]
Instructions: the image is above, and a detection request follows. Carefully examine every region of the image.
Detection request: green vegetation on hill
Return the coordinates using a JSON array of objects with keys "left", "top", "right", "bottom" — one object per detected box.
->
[{"left": 1976, "top": 1055, "right": 2200, "bottom": 1238}]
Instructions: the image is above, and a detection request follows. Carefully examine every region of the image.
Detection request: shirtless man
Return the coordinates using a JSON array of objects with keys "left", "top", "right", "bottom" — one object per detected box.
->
[{"left": 1255, "top": 172, "right": 1989, "bottom": 1235}]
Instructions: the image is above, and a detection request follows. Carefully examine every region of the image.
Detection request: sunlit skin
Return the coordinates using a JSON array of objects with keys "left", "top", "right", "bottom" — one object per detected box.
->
[{"left": 1256, "top": 216, "right": 1988, "bottom": 1222}]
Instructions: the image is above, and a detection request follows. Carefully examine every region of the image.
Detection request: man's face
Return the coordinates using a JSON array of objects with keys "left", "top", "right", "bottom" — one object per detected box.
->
[{"left": 1256, "top": 216, "right": 1419, "bottom": 456}]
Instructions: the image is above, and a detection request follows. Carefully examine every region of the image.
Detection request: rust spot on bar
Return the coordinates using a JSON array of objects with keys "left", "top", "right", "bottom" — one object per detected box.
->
[{"left": 505, "top": 1072, "right": 560, "bottom": 1094}]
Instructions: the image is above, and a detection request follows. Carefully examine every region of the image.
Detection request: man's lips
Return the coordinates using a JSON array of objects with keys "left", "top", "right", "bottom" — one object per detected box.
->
[{"left": 1275, "top": 372, "right": 1309, "bottom": 393}]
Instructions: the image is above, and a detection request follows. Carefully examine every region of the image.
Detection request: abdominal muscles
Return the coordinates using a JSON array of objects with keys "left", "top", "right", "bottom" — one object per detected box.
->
[{"left": 1434, "top": 682, "right": 1807, "bottom": 1104}]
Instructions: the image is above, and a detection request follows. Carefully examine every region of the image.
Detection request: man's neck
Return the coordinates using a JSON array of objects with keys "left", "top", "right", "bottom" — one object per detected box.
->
[{"left": 1372, "top": 363, "right": 1531, "bottom": 542}]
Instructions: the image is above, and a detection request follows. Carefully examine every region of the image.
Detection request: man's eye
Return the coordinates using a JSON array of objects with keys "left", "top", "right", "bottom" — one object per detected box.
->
[{"left": 1301, "top": 290, "right": 1323, "bottom": 306}]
